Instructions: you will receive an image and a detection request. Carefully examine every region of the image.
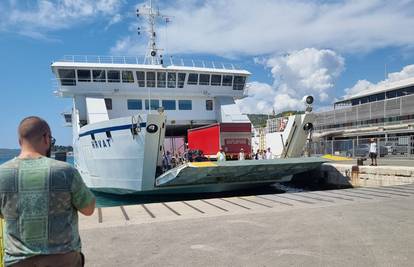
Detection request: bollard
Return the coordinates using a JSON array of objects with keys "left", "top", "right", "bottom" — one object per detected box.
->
[{"left": 351, "top": 166, "right": 360, "bottom": 187}]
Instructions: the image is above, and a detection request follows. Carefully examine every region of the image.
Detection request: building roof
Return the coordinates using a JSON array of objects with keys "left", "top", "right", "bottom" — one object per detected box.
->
[{"left": 335, "top": 77, "right": 414, "bottom": 104}]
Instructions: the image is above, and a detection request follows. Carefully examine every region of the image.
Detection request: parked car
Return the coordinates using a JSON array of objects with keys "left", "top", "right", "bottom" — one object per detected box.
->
[
  {"left": 346, "top": 144, "right": 388, "bottom": 158},
  {"left": 392, "top": 144, "right": 409, "bottom": 155}
]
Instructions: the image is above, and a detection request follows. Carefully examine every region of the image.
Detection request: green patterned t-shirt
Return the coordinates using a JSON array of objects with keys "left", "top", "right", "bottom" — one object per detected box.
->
[{"left": 0, "top": 157, "right": 95, "bottom": 266}]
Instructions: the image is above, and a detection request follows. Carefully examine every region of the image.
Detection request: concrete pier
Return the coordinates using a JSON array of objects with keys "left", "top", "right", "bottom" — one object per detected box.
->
[
  {"left": 315, "top": 160, "right": 414, "bottom": 187},
  {"left": 80, "top": 184, "right": 414, "bottom": 266}
]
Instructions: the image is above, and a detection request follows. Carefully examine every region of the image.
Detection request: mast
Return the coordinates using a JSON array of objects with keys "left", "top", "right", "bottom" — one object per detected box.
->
[{"left": 136, "top": 0, "right": 171, "bottom": 65}]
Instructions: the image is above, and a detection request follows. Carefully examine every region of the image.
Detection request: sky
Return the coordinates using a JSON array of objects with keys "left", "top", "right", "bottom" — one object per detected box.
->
[{"left": 1, "top": 0, "right": 414, "bottom": 148}]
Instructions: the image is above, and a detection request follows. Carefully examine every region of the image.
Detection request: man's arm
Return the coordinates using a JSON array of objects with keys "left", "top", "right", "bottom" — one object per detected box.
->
[
  {"left": 78, "top": 198, "right": 96, "bottom": 216},
  {"left": 71, "top": 168, "right": 96, "bottom": 216}
]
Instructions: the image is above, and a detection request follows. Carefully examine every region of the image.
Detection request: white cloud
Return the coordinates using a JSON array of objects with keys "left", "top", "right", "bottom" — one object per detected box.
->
[
  {"left": 1, "top": 0, "right": 124, "bottom": 38},
  {"left": 344, "top": 65, "right": 414, "bottom": 98},
  {"left": 237, "top": 48, "right": 344, "bottom": 114},
  {"left": 112, "top": 0, "right": 414, "bottom": 56}
]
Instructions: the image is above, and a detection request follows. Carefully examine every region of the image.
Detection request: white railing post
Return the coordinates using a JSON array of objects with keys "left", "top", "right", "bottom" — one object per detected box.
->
[
  {"left": 181, "top": 58, "right": 184, "bottom": 66},
  {"left": 221, "top": 62, "right": 225, "bottom": 69},
  {"left": 191, "top": 59, "right": 195, "bottom": 67},
  {"left": 212, "top": 62, "right": 215, "bottom": 69},
  {"left": 202, "top": 61, "right": 205, "bottom": 68}
]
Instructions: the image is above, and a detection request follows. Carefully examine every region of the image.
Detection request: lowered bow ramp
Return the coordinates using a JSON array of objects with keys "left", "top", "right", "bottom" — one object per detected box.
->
[{"left": 155, "top": 157, "right": 327, "bottom": 187}]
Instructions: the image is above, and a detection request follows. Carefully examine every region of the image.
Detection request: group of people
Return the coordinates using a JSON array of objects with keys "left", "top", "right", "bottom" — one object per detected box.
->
[
  {"left": 254, "top": 147, "right": 273, "bottom": 160},
  {"left": 162, "top": 150, "right": 186, "bottom": 171},
  {"left": 215, "top": 147, "right": 274, "bottom": 161}
]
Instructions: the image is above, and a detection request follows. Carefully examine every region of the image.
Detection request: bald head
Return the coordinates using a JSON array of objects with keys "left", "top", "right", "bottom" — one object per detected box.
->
[{"left": 18, "top": 116, "right": 50, "bottom": 144}]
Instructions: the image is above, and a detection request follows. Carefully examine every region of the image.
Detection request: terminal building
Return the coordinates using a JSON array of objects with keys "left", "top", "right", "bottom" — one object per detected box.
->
[{"left": 313, "top": 77, "right": 414, "bottom": 157}]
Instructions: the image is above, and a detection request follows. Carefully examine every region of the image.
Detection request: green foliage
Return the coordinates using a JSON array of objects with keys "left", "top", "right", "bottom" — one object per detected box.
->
[{"left": 247, "top": 111, "right": 304, "bottom": 127}]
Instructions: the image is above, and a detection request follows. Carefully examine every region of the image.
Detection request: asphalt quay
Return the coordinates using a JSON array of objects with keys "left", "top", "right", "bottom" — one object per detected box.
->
[{"left": 80, "top": 184, "right": 414, "bottom": 266}]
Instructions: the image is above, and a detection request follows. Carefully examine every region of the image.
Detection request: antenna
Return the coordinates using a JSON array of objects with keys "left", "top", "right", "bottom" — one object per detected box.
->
[{"left": 136, "top": 0, "right": 173, "bottom": 65}]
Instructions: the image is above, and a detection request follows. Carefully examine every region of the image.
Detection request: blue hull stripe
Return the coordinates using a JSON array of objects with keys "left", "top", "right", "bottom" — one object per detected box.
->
[{"left": 79, "top": 122, "right": 147, "bottom": 137}]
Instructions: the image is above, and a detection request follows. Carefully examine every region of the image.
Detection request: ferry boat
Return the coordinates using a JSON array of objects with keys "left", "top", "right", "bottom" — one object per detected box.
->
[{"left": 51, "top": 1, "right": 325, "bottom": 194}]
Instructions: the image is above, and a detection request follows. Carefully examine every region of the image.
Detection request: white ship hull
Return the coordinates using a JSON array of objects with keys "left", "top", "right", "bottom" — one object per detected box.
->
[{"left": 74, "top": 113, "right": 167, "bottom": 193}]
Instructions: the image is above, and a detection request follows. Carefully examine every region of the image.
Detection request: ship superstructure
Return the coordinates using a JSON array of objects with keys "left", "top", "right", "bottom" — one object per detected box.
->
[{"left": 51, "top": 1, "right": 324, "bottom": 194}]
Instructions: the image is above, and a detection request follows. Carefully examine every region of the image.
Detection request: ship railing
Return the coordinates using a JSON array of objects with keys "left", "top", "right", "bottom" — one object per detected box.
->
[{"left": 59, "top": 55, "right": 242, "bottom": 70}]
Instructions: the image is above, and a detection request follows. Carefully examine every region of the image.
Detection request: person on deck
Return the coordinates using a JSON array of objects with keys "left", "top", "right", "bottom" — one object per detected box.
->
[
  {"left": 238, "top": 148, "right": 245, "bottom": 161},
  {"left": 216, "top": 147, "right": 226, "bottom": 162},
  {"left": 0, "top": 116, "right": 96, "bottom": 267},
  {"left": 266, "top": 147, "right": 273, "bottom": 159}
]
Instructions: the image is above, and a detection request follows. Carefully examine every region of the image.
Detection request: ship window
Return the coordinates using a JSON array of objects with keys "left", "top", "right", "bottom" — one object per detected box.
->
[
  {"left": 136, "top": 71, "right": 145, "bottom": 87},
  {"left": 104, "top": 98, "right": 112, "bottom": 110},
  {"left": 233, "top": 76, "right": 246, "bottom": 90},
  {"left": 127, "top": 99, "right": 142, "bottom": 110},
  {"left": 162, "top": 100, "right": 176, "bottom": 110},
  {"left": 178, "top": 73, "right": 186, "bottom": 88},
  {"left": 146, "top": 72, "right": 155, "bottom": 87},
  {"left": 63, "top": 114, "right": 72, "bottom": 123},
  {"left": 167, "top": 72, "right": 176, "bottom": 88},
  {"left": 93, "top": 70, "right": 106, "bottom": 82},
  {"left": 222, "top": 75, "right": 233, "bottom": 86},
  {"left": 77, "top": 69, "right": 91, "bottom": 82},
  {"left": 145, "top": 99, "right": 160, "bottom": 110},
  {"left": 122, "top": 71, "right": 134, "bottom": 83},
  {"left": 188, "top": 73, "right": 198, "bottom": 85},
  {"left": 58, "top": 69, "right": 76, "bottom": 86},
  {"left": 206, "top": 100, "right": 213, "bottom": 110},
  {"left": 199, "top": 74, "right": 210, "bottom": 85},
  {"left": 211, "top": 75, "right": 222, "bottom": 86},
  {"left": 107, "top": 70, "right": 120, "bottom": 83},
  {"left": 157, "top": 72, "right": 166, "bottom": 87},
  {"left": 178, "top": 100, "right": 192, "bottom": 110}
]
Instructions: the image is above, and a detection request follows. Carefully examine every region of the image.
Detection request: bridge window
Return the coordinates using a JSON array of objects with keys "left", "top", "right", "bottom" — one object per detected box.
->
[
  {"left": 93, "top": 70, "right": 106, "bottom": 82},
  {"left": 77, "top": 69, "right": 91, "bottom": 82},
  {"left": 136, "top": 71, "right": 145, "bottom": 87},
  {"left": 104, "top": 98, "right": 112, "bottom": 110},
  {"left": 178, "top": 100, "right": 192, "bottom": 110},
  {"left": 199, "top": 74, "right": 210, "bottom": 85},
  {"left": 162, "top": 100, "right": 176, "bottom": 110},
  {"left": 146, "top": 72, "right": 155, "bottom": 87},
  {"left": 222, "top": 75, "right": 233, "bottom": 86},
  {"left": 206, "top": 100, "right": 213, "bottom": 110},
  {"left": 211, "top": 75, "right": 222, "bottom": 86},
  {"left": 107, "top": 70, "right": 120, "bottom": 83},
  {"left": 157, "top": 72, "right": 166, "bottom": 87},
  {"left": 122, "top": 71, "right": 134, "bottom": 83},
  {"left": 188, "top": 73, "right": 198, "bottom": 85},
  {"left": 233, "top": 76, "right": 246, "bottom": 90},
  {"left": 127, "top": 99, "right": 142, "bottom": 110},
  {"left": 58, "top": 69, "right": 76, "bottom": 86},
  {"left": 167, "top": 72, "right": 176, "bottom": 88},
  {"left": 178, "top": 73, "right": 186, "bottom": 88},
  {"left": 145, "top": 99, "right": 160, "bottom": 110}
]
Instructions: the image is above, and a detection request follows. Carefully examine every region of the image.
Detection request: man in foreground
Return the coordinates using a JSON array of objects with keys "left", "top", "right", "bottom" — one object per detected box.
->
[{"left": 0, "top": 116, "right": 96, "bottom": 267}]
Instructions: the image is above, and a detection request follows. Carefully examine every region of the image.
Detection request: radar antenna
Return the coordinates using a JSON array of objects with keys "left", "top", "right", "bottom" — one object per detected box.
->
[{"left": 136, "top": 0, "right": 172, "bottom": 65}]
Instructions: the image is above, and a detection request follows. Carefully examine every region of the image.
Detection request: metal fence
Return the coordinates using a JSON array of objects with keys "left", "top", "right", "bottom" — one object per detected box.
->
[
  {"left": 311, "top": 135, "right": 414, "bottom": 159},
  {"left": 315, "top": 94, "right": 414, "bottom": 132}
]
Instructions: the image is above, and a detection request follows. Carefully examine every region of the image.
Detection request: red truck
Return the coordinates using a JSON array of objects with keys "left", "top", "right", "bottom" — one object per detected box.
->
[{"left": 187, "top": 123, "right": 252, "bottom": 159}]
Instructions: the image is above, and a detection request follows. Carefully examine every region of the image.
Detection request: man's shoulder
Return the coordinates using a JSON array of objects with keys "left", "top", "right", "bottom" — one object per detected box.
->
[
  {"left": 0, "top": 158, "right": 19, "bottom": 170},
  {"left": 46, "top": 158, "right": 75, "bottom": 170}
]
